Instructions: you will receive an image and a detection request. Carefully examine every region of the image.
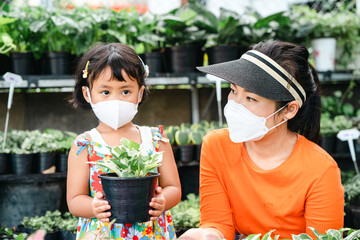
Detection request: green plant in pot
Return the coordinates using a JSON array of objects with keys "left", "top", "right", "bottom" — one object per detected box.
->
[
  {"left": 21, "top": 210, "right": 62, "bottom": 237},
  {"left": 344, "top": 174, "right": 360, "bottom": 229},
  {"left": 175, "top": 127, "right": 193, "bottom": 163},
  {"left": 58, "top": 212, "right": 77, "bottom": 240},
  {"left": 172, "top": 193, "right": 200, "bottom": 235},
  {"left": 89, "top": 137, "right": 163, "bottom": 223},
  {"left": 190, "top": 129, "right": 205, "bottom": 162}
]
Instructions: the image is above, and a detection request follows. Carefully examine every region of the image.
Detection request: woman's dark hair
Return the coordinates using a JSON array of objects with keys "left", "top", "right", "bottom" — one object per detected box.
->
[
  {"left": 251, "top": 40, "right": 321, "bottom": 143},
  {"left": 70, "top": 43, "right": 148, "bottom": 109}
]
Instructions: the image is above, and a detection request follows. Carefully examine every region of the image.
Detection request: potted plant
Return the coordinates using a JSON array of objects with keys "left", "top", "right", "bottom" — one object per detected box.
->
[
  {"left": 171, "top": 193, "right": 200, "bottom": 236},
  {"left": 54, "top": 130, "right": 77, "bottom": 172},
  {"left": 0, "top": 16, "right": 16, "bottom": 74},
  {"left": 21, "top": 210, "right": 62, "bottom": 240},
  {"left": 58, "top": 212, "right": 77, "bottom": 240},
  {"left": 8, "top": 130, "right": 40, "bottom": 175},
  {"left": 0, "top": 226, "right": 27, "bottom": 240},
  {"left": 175, "top": 125, "right": 193, "bottom": 163},
  {"left": 89, "top": 137, "right": 163, "bottom": 223},
  {"left": 344, "top": 174, "right": 360, "bottom": 229},
  {"left": 159, "top": 1, "right": 207, "bottom": 73},
  {"left": 189, "top": 126, "right": 206, "bottom": 162},
  {"left": 0, "top": 131, "right": 11, "bottom": 175}
]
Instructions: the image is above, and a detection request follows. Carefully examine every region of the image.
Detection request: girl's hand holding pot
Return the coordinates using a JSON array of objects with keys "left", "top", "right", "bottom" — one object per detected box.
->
[
  {"left": 149, "top": 187, "right": 166, "bottom": 221},
  {"left": 92, "top": 191, "right": 111, "bottom": 223}
]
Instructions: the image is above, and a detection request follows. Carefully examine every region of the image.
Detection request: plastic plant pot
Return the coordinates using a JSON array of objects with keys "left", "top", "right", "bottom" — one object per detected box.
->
[
  {"left": 207, "top": 45, "right": 239, "bottom": 65},
  {"left": 36, "top": 152, "right": 56, "bottom": 173},
  {"left": 10, "top": 153, "right": 33, "bottom": 175},
  {"left": 99, "top": 172, "right": 159, "bottom": 223},
  {"left": 0, "top": 153, "right": 10, "bottom": 174}
]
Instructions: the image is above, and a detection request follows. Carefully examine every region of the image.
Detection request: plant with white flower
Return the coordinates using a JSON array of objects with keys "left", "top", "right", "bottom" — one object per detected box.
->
[{"left": 88, "top": 138, "right": 163, "bottom": 178}]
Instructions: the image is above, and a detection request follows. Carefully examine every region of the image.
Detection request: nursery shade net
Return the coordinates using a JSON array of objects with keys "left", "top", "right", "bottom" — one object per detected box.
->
[{"left": 197, "top": 50, "right": 306, "bottom": 107}]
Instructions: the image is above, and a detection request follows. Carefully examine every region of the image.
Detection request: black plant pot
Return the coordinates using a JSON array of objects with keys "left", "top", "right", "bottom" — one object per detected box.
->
[
  {"left": 194, "top": 144, "right": 201, "bottom": 162},
  {"left": 47, "top": 52, "right": 71, "bottom": 75},
  {"left": 35, "top": 152, "right": 56, "bottom": 173},
  {"left": 171, "top": 44, "right": 198, "bottom": 73},
  {"left": 11, "top": 52, "right": 33, "bottom": 75},
  {"left": 177, "top": 145, "right": 194, "bottom": 163},
  {"left": 60, "top": 230, "right": 76, "bottom": 240},
  {"left": 99, "top": 172, "right": 159, "bottom": 223},
  {"left": 10, "top": 153, "right": 33, "bottom": 175},
  {"left": 145, "top": 51, "right": 163, "bottom": 75},
  {"left": 0, "top": 54, "right": 12, "bottom": 75},
  {"left": 351, "top": 206, "right": 360, "bottom": 229},
  {"left": 56, "top": 153, "right": 68, "bottom": 172},
  {"left": 335, "top": 139, "right": 350, "bottom": 154},
  {"left": 319, "top": 135, "right": 336, "bottom": 154},
  {"left": 162, "top": 47, "right": 172, "bottom": 73},
  {"left": 0, "top": 153, "right": 10, "bottom": 175},
  {"left": 33, "top": 54, "right": 50, "bottom": 75},
  {"left": 207, "top": 45, "right": 239, "bottom": 65}
]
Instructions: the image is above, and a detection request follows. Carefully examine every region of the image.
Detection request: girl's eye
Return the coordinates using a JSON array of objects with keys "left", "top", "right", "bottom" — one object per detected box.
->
[
  {"left": 122, "top": 90, "right": 130, "bottom": 95},
  {"left": 102, "top": 90, "right": 110, "bottom": 96}
]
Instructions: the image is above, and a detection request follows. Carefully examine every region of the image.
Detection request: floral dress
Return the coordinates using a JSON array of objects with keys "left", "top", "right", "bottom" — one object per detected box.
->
[{"left": 74, "top": 126, "right": 177, "bottom": 240}]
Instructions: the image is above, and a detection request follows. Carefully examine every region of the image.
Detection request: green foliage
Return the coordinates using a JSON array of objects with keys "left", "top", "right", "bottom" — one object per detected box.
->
[
  {"left": 344, "top": 174, "right": 360, "bottom": 206},
  {"left": 171, "top": 194, "right": 200, "bottom": 230},
  {"left": 57, "top": 212, "right": 78, "bottom": 234},
  {"left": 190, "top": 130, "right": 205, "bottom": 145},
  {"left": 0, "top": 227, "right": 27, "bottom": 240},
  {"left": 245, "top": 228, "right": 360, "bottom": 240},
  {"left": 22, "top": 210, "right": 62, "bottom": 233},
  {"left": 175, "top": 129, "right": 191, "bottom": 146},
  {"left": 89, "top": 138, "right": 163, "bottom": 177},
  {"left": 0, "top": 16, "right": 16, "bottom": 54}
]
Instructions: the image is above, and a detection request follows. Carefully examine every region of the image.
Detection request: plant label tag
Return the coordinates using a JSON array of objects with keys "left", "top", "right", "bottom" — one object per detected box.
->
[
  {"left": 337, "top": 129, "right": 360, "bottom": 141},
  {"left": 3, "top": 72, "right": 23, "bottom": 84}
]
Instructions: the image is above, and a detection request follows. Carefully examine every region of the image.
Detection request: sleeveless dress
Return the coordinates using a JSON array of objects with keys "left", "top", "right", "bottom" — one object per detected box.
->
[{"left": 74, "top": 126, "right": 177, "bottom": 240}]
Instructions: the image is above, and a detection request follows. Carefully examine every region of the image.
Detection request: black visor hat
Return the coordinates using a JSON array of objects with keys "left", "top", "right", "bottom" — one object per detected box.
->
[{"left": 197, "top": 50, "right": 306, "bottom": 107}]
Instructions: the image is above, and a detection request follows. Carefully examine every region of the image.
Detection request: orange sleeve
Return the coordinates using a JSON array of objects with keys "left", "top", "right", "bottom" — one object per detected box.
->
[
  {"left": 305, "top": 165, "right": 344, "bottom": 237},
  {"left": 199, "top": 133, "right": 235, "bottom": 240}
]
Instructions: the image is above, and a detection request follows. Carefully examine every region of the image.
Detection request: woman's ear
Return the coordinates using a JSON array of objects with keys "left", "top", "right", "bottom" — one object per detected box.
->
[
  {"left": 284, "top": 100, "right": 299, "bottom": 120},
  {"left": 82, "top": 86, "right": 90, "bottom": 103}
]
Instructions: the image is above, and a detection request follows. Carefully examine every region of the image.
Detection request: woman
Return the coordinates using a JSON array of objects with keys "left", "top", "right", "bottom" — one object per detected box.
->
[{"left": 179, "top": 41, "right": 344, "bottom": 240}]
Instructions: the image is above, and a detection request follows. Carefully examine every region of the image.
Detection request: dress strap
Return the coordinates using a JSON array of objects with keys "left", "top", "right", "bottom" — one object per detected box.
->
[
  {"left": 151, "top": 125, "right": 169, "bottom": 152},
  {"left": 74, "top": 134, "right": 103, "bottom": 156}
]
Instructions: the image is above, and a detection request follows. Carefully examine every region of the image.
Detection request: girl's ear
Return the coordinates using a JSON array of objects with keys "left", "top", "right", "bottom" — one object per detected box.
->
[
  {"left": 284, "top": 100, "right": 299, "bottom": 120},
  {"left": 82, "top": 86, "right": 90, "bottom": 103},
  {"left": 139, "top": 86, "right": 145, "bottom": 102}
]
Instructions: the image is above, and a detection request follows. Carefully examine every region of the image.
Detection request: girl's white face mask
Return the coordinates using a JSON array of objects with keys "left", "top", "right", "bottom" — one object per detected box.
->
[
  {"left": 86, "top": 87, "right": 140, "bottom": 130},
  {"left": 224, "top": 100, "right": 288, "bottom": 143}
]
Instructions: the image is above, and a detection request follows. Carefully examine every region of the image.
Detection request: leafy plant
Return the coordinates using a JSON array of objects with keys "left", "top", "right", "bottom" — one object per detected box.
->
[
  {"left": 344, "top": 174, "right": 360, "bottom": 206},
  {"left": 190, "top": 130, "right": 205, "bottom": 145},
  {"left": 175, "top": 128, "right": 191, "bottom": 146},
  {"left": 245, "top": 227, "right": 360, "bottom": 240},
  {"left": 88, "top": 138, "right": 163, "bottom": 178},
  {"left": 22, "top": 210, "right": 62, "bottom": 233},
  {"left": 0, "top": 16, "right": 16, "bottom": 54},
  {"left": 57, "top": 212, "right": 78, "bottom": 234},
  {"left": 171, "top": 193, "right": 200, "bottom": 230},
  {"left": 0, "top": 227, "right": 27, "bottom": 240}
]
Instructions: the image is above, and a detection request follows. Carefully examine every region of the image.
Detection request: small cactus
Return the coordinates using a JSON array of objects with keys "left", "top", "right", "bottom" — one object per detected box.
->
[
  {"left": 190, "top": 130, "right": 205, "bottom": 145},
  {"left": 175, "top": 129, "right": 191, "bottom": 146}
]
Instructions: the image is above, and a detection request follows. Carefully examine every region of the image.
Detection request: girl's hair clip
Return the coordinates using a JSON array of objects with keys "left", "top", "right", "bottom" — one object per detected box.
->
[
  {"left": 83, "top": 61, "right": 90, "bottom": 78},
  {"left": 138, "top": 56, "right": 149, "bottom": 77}
]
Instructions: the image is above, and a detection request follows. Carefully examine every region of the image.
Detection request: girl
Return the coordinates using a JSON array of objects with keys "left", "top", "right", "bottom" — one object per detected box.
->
[
  {"left": 67, "top": 43, "right": 181, "bottom": 240},
  {"left": 179, "top": 41, "right": 344, "bottom": 240}
]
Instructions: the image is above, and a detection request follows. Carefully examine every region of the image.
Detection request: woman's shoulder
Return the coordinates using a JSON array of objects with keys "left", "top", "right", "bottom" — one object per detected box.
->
[
  {"left": 297, "top": 135, "right": 339, "bottom": 170},
  {"left": 203, "top": 128, "right": 230, "bottom": 142}
]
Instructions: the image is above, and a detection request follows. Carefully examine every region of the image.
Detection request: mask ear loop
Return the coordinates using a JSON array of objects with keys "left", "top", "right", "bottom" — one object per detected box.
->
[
  {"left": 86, "top": 87, "right": 95, "bottom": 109},
  {"left": 266, "top": 103, "right": 289, "bottom": 131}
]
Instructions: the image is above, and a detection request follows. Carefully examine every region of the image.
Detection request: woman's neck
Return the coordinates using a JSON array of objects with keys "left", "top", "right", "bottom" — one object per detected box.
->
[{"left": 244, "top": 127, "right": 298, "bottom": 170}]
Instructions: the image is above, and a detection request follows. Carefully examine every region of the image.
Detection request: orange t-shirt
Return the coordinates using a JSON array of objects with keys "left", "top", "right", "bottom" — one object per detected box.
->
[{"left": 199, "top": 129, "right": 344, "bottom": 240}]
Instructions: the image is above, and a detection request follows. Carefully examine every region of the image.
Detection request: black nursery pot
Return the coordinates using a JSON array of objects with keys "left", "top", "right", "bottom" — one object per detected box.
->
[
  {"left": 99, "top": 172, "right": 159, "bottom": 223},
  {"left": 177, "top": 145, "right": 194, "bottom": 163},
  {"left": 170, "top": 44, "right": 198, "bottom": 73},
  {"left": 319, "top": 135, "right": 336, "bottom": 154},
  {"left": 11, "top": 52, "right": 33, "bottom": 75},
  {"left": 36, "top": 152, "right": 56, "bottom": 173},
  {"left": 145, "top": 51, "right": 163, "bottom": 75},
  {"left": 60, "top": 230, "right": 76, "bottom": 240},
  {"left": 207, "top": 45, "right": 239, "bottom": 65},
  {"left": 0, "top": 153, "right": 10, "bottom": 175},
  {"left": 11, "top": 153, "right": 33, "bottom": 175},
  {"left": 56, "top": 153, "right": 68, "bottom": 172},
  {"left": 47, "top": 52, "right": 71, "bottom": 75}
]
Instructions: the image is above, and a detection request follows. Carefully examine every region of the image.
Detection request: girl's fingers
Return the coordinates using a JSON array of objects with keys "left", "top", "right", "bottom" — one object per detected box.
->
[
  {"left": 96, "top": 204, "right": 111, "bottom": 213},
  {"left": 149, "top": 202, "right": 163, "bottom": 210},
  {"left": 149, "top": 209, "right": 162, "bottom": 217}
]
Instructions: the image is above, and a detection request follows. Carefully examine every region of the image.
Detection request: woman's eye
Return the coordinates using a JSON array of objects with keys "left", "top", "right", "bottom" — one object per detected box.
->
[
  {"left": 122, "top": 90, "right": 130, "bottom": 95},
  {"left": 247, "top": 96, "right": 256, "bottom": 102},
  {"left": 230, "top": 88, "right": 236, "bottom": 94},
  {"left": 101, "top": 90, "right": 110, "bottom": 96}
]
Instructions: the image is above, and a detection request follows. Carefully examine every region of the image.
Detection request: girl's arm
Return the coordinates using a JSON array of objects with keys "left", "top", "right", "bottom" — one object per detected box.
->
[
  {"left": 149, "top": 131, "right": 181, "bottom": 220},
  {"left": 66, "top": 136, "right": 111, "bottom": 222}
]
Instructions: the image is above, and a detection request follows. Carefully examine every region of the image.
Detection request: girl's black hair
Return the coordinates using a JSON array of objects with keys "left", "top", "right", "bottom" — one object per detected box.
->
[
  {"left": 251, "top": 40, "right": 321, "bottom": 143},
  {"left": 70, "top": 43, "right": 148, "bottom": 109}
]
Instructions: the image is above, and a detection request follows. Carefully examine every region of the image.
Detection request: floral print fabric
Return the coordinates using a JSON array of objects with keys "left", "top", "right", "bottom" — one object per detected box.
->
[{"left": 74, "top": 127, "right": 176, "bottom": 240}]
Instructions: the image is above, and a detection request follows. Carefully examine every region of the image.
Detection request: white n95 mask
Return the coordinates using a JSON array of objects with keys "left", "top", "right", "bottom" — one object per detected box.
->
[
  {"left": 86, "top": 87, "right": 140, "bottom": 130},
  {"left": 224, "top": 100, "right": 288, "bottom": 143}
]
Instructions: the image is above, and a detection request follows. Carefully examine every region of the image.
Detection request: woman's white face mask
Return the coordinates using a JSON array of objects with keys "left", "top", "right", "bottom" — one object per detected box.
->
[
  {"left": 224, "top": 100, "right": 288, "bottom": 143},
  {"left": 86, "top": 87, "right": 140, "bottom": 130}
]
